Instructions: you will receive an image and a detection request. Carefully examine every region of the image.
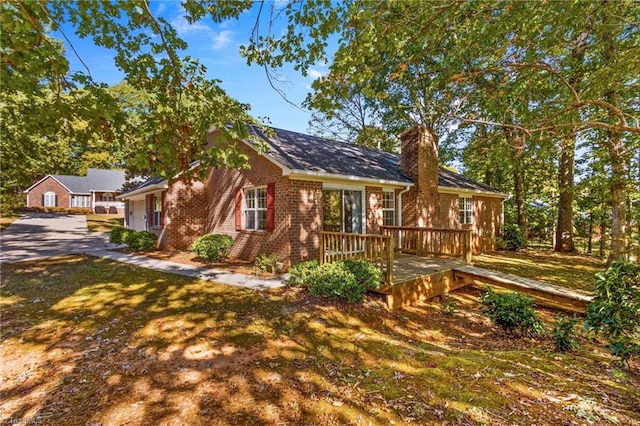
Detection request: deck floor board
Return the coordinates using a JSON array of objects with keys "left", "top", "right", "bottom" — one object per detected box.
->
[{"left": 373, "top": 254, "right": 593, "bottom": 311}]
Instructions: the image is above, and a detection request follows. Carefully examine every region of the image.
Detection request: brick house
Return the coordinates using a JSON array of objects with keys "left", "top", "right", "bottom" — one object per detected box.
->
[
  {"left": 24, "top": 168, "right": 127, "bottom": 214},
  {"left": 119, "top": 125, "right": 505, "bottom": 266}
]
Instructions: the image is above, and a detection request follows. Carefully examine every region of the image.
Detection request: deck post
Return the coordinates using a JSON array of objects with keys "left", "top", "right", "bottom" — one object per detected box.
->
[
  {"left": 464, "top": 229, "right": 472, "bottom": 263},
  {"left": 386, "top": 236, "right": 395, "bottom": 284},
  {"left": 319, "top": 232, "right": 325, "bottom": 265}
]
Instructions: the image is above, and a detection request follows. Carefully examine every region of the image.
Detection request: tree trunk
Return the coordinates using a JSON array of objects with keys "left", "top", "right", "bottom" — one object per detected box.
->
[
  {"left": 599, "top": 213, "right": 606, "bottom": 259},
  {"left": 554, "top": 136, "right": 576, "bottom": 252},
  {"left": 587, "top": 210, "right": 593, "bottom": 254},
  {"left": 600, "top": 3, "right": 628, "bottom": 263},
  {"left": 514, "top": 164, "right": 527, "bottom": 231}
]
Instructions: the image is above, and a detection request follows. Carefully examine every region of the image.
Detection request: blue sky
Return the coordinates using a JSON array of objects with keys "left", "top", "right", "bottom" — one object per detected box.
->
[{"left": 58, "top": 2, "right": 330, "bottom": 134}]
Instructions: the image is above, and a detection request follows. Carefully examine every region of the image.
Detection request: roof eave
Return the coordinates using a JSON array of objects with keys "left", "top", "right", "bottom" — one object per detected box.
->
[
  {"left": 23, "top": 175, "right": 73, "bottom": 194},
  {"left": 117, "top": 181, "right": 168, "bottom": 200},
  {"left": 438, "top": 186, "right": 507, "bottom": 198},
  {"left": 287, "top": 169, "right": 414, "bottom": 187}
]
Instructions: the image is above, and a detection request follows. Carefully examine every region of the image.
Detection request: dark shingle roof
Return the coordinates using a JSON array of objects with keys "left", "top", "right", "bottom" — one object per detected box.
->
[
  {"left": 248, "top": 126, "right": 412, "bottom": 184},
  {"left": 51, "top": 168, "right": 126, "bottom": 194},
  {"left": 438, "top": 167, "right": 502, "bottom": 193},
  {"left": 248, "top": 125, "right": 502, "bottom": 194}
]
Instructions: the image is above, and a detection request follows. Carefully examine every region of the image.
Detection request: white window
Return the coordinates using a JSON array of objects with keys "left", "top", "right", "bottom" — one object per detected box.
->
[
  {"left": 101, "top": 193, "right": 114, "bottom": 202},
  {"left": 72, "top": 195, "right": 90, "bottom": 207},
  {"left": 44, "top": 191, "right": 56, "bottom": 207},
  {"left": 459, "top": 197, "right": 473, "bottom": 225},
  {"left": 244, "top": 187, "right": 267, "bottom": 231},
  {"left": 382, "top": 191, "right": 395, "bottom": 226},
  {"left": 153, "top": 193, "right": 162, "bottom": 226}
]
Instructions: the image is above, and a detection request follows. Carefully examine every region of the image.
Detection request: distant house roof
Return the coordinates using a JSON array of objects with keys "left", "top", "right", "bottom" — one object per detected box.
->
[
  {"left": 25, "top": 168, "right": 127, "bottom": 194},
  {"left": 85, "top": 168, "right": 127, "bottom": 191}
]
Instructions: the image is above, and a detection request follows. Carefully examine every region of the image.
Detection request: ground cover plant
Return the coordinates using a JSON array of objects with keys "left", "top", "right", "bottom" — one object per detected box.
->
[{"left": 1, "top": 255, "right": 638, "bottom": 425}]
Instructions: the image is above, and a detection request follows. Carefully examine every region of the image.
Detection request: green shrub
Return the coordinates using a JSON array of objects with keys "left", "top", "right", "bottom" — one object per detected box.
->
[
  {"left": 131, "top": 231, "right": 157, "bottom": 251},
  {"left": 109, "top": 226, "right": 127, "bottom": 244},
  {"left": 121, "top": 230, "right": 157, "bottom": 251},
  {"left": 585, "top": 261, "right": 640, "bottom": 366},
  {"left": 190, "top": 234, "right": 234, "bottom": 263},
  {"left": 342, "top": 258, "right": 383, "bottom": 291},
  {"left": 497, "top": 223, "right": 527, "bottom": 251},
  {"left": 254, "top": 253, "right": 283, "bottom": 273},
  {"left": 121, "top": 228, "right": 136, "bottom": 246},
  {"left": 481, "top": 288, "right": 544, "bottom": 336},
  {"left": 287, "top": 260, "right": 319, "bottom": 286},
  {"left": 307, "top": 262, "right": 363, "bottom": 302},
  {"left": 304, "top": 259, "right": 382, "bottom": 303},
  {"left": 552, "top": 316, "right": 579, "bottom": 352}
]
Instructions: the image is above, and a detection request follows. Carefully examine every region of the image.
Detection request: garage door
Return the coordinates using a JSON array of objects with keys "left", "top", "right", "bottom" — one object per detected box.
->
[{"left": 129, "top": 200, "right": 147, "bottom": 231}]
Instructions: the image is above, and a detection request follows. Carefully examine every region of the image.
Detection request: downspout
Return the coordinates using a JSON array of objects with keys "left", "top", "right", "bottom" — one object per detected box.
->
[
  {"left": 397, "top": 185, "right": 411, "bottom": 249},
  {"left": 398, "top": 186, "right": 411, "bottom": 226}
]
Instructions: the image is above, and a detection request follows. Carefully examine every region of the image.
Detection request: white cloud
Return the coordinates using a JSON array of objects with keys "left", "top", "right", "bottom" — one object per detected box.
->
[
  {"left": 171, "top": 15, "right": 213, "bottom": 36},
  {"left": 212, "top": 30, "right": 234, "bottom": 50},
  {"left": 308, "top": 68, "right": 325, "bottom": 79}
]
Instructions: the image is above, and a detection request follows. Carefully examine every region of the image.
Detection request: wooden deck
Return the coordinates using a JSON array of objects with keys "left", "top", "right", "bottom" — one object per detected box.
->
[
  {"left": 371, "top": 255, "right": 593, "bottom": 312},
  {"left": 373, "top": 255, "right": 469, "bottom": 310},
  {"left": 317, "top": 230, "right": 592, "bottom": 312}
]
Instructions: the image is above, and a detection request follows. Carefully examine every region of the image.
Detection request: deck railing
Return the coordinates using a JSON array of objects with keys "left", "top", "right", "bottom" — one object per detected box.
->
[
  {"left": 319, "top": 231, "right": 394, "bottom": 283},
  {"left": 381, "top": 226, "right": 472, "bottom": 263}
]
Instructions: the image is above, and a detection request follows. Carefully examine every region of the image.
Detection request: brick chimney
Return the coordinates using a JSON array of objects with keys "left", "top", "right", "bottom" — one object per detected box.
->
[{"left": 400, "top": 125, "right": 440, "bottom": 227}]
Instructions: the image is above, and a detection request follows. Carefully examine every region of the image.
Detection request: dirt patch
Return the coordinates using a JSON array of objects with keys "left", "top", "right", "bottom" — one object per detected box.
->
[{"left": 135, "top": 249, "right": 269, "bottom": 276}]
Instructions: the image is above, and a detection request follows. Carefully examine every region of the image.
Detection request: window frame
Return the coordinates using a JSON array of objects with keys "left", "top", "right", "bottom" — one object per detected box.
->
[
  {"left": 44, "top": 191, "right": 56, "bottom": 207},
  {"left": 153, "top": 193, "right": 162, "bottom": 227},
  {"left": 71, "top": 195, "right": 90, "bottom": 208},
  {"left": 382, "top": 190, "right": 395, "bottom": 226},
  {"left": 101, "top": 193, "right": 114, "bottom": 202},
  {"left": 244, "top": 186, "right": 268, "bottom": 231},
  {"left": 459, "top": 196, "right": 473, "bottom": 225}
]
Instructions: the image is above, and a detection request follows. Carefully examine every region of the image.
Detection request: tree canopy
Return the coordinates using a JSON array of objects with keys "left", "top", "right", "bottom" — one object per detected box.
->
[{"left": 2, "top": 0, "right": 638, "bottom": 260}]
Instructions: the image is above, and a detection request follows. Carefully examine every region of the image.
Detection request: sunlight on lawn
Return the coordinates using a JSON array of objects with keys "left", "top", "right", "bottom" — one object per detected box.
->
[
  {"left": 85, "top": 214, "right": 124, "bottom": 233},
  {"left": 0, "top": 255, "right": 637, "bottom": 425}
]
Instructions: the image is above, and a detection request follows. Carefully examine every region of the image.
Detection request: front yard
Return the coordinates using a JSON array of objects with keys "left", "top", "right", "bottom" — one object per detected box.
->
[
  {"left": 1, "top": 255, "right": 638, "bottom": 425},
  {"left": 85, "top": 214, "right": 124, "bottom": 233}
]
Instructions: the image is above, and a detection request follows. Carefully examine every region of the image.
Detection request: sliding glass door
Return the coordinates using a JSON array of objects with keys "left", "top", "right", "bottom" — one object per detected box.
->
[{"left": 322, "top": 189, "right": 363, "bottom": 234}]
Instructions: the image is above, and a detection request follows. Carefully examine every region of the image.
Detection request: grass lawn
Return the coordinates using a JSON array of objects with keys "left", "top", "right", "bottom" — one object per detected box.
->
[
  {"left": 0, "top": 216, "right": 17, "bottom": 232},
  {"left": 86, "top": 214, "right": 124, "bottom": 233},
  {"left": 1, "top": 255, "right": 638, "bottom": 425},
  {"left": 472, "top": 249, "right": 606, "bottom": 294}
]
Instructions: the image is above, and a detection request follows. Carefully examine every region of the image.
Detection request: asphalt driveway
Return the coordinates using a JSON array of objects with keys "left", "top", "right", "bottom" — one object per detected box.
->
[{"left": 0, "top": 213, "right": 113, "bottom": 263}]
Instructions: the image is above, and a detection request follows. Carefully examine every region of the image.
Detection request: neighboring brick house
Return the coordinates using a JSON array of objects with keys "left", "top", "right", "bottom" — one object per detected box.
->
[
  {"left": 24, "top": 168, "right": 127, "bottom": 214},
  {"left": 119, "top": 125, "right": 505, "bottom": 266}
]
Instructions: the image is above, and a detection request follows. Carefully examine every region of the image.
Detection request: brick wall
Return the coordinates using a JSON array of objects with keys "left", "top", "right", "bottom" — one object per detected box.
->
[
  {"left": 439, "top": 193, "right": 459, "bottom": 228},
  {"left": 288, "top": 180, "right": 323, "bottom": 264},
  {"left": 26, "top": 177, "right": 70, "bottom": 208},
  {"left": 365, "top": 186, "right": 384, "bottom": 233},
  {"left": 161, "top": 179, "right": 207, "bottom": 251},
  {"left": 400, "top": 126, "right": 440, "bottom": 227},
  {"left": 472, "top": 196, "right": 503, "bottom": 253}
]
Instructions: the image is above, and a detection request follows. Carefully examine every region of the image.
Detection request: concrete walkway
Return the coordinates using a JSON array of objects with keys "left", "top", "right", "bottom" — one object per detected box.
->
[
  {"left": 93, "top": 249, "right": 287, "bottom": 290},
  {"left": 1, "top": 213, "right": 286, "bottom": 291}
]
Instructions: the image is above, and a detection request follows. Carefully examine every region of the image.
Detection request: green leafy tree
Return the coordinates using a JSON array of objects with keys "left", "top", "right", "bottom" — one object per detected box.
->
[{"left": 242, "top": 0, "right": 639, "bottom": 261}]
